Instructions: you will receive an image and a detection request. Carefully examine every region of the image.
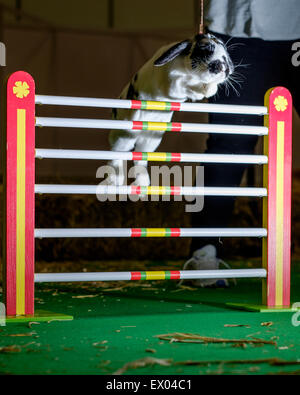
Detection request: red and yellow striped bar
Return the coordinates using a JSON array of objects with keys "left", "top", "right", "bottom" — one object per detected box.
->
[
  {"left": 130, "top": 186, "right": 181, "bottom": 195},
  {"left": 3, "top": 71, "right": 35, "bottom": 316},
  {"left": 131, "top": 100, "right": 181, "bottom": 111},
  {"left": 130, "top": 271, "right": 181, "bottom": 280},
  {"left": 132, "top": 121, "right": 182, "bottom": 132},
  {"left": 131, "top": 228, "right": 181, "bottom": 237},
  {"left": 131, "top": 152, "right": 182, "bottom": 162},
  {"left": 263, "top": 87, "right": 292, "bottom": 308}
]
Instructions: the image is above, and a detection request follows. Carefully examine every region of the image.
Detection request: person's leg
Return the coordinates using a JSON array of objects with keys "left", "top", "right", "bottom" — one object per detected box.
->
[{"left": 191, "top": 33, "right": 294, "bottom": 255}]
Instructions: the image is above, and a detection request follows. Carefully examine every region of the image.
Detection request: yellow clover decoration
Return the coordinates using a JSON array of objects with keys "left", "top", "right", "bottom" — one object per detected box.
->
[
  {"left": 274, "top": 95, "right": 288, "bottom": 112},
  {"left": 13, "top": 81, "right": 30, "bottom": 99}
]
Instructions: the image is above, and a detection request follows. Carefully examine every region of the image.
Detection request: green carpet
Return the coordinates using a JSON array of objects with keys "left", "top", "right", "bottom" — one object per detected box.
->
[{"left": 1, "top": 263, "right": 300, "bottom": 375}]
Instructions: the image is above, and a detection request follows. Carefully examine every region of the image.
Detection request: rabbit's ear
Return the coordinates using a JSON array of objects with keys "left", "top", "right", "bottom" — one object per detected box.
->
[{"left": 154, "top": 40, "right": 192, "bottom": 66}]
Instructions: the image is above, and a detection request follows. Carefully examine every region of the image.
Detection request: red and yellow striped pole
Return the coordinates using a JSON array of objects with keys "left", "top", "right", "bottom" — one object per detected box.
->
[
  {"left": 263, "top": 87, "right": 292, "bottom": 308},
  {"left": 130, "top": 271, "right": 181, "bottom": 280},
  {"left": 131, "top": 100, "right": 181, "bottom": 111},
  {"left": 131, "top": 228, "right": 181, "bottom": 237},
  {"left": 3, "top": 71, "right": 35, "bottom": 317}
]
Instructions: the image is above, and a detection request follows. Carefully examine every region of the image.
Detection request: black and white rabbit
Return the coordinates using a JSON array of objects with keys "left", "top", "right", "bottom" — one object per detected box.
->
[{"left": 107, "top": 33, "right": 234, "bottom": 186}]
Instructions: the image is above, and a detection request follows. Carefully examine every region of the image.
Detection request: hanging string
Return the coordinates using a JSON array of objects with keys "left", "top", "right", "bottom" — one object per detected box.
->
[{"left": 199, "top": 0, "right": 204, "bottom": 34}]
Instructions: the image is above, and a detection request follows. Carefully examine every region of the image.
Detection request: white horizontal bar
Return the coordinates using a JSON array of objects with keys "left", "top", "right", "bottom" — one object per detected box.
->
[
  {"left": 35, "top": 184, "right": 99, "bottom": 194},
  {"left": 179, "top": 153, "right": 268, "bottom": 164},
  {"left": 35, "top": 149, "right": 268, "bottom": 164},
  {"left": 179, "top": 269, "right": 267, "bottom": 279},
  {"left": 35, "top": 117, "right": 268, "bottom": 136},
  {"left": 203, "top": 187, "right": 267, "bottom": 197},
  {"left": 35, "top": 95, "right": 135, "bottom": 109},
  {"left": 35, "top": 95, "right": 267, "bottom": 115},
  {"left": 35, "top": 272, "right": 132, "bottom": 282},
  {"left": 34, "top": 269, "right": 267, "bottom": 283},
  {"left": 34, "top": 184, "right": 267, "bottom": 197},
  {"left": 34, "top": 228, "right": 267, "bottom": 238},
  {"left": 180, "top": 103, "right": 267, "bottom": 116}
]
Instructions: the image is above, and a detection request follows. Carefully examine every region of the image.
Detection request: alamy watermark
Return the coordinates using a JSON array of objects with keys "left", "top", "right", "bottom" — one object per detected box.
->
[
  {"left": 0, "top": 303, "right": 6, "bottom": 326},
  {"left": 0, "top": 41, "right": 6, "bottom": 66},
  {"left": 291, "top": 42, "right": 300, "bottom": 67},
  {"left": 96, "top": 163, "right": 204, "bottom": 213},
  {"left": 291, "top": 302, "right": 300, "bottom": 327}
]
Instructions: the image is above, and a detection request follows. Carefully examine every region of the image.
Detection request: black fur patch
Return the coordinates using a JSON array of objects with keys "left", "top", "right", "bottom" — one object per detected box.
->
[
  {"left": 208, "top": 60, "right": 222, "bottom": 74},
  {"left": 133, "top": 73, "right": 138, "bottom": 82},
  {"left": 126, "top": 82, "right": 139, "bottom": 99},
  {"left": 111, "top": 108, "right": 117, "bottom": 119},
  {"left": 194, "top": 34, "right": 205, "bottom": 41},
  {"left": 154, "top": 40, "right": 192, "bottom": 66},
  {"left": 190, "top": 41, "right": 215, "bottom": 69}
]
